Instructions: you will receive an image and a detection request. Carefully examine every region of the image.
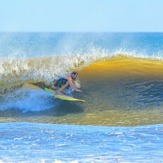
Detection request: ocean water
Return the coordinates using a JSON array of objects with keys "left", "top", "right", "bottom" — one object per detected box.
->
[
  {"left": 0, "top": 32, "right": 163, "bottom": 162},
  {"left": 0, "top": 123, "right": 163, "bottom": 163}
]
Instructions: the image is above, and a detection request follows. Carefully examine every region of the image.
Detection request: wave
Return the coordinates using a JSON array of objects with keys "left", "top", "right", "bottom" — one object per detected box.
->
[
  {"left": 1, "top": 52, "right": 163, "bottom": 114},
  {"left": 1, "top": 33, "right": 163, "bottom": 125}
]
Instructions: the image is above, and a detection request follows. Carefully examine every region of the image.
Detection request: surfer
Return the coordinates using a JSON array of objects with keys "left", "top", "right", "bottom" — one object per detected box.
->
[{"left": 52, "top": 71, "right": 81, "bottom": 94}]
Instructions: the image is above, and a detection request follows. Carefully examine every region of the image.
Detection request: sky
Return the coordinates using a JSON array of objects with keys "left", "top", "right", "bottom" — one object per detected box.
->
[{"left": 0, "top": 0, "right": 163, "bottom": 32}]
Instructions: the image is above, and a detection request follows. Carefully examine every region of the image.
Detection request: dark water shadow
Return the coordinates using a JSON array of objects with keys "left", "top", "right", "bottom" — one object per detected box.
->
[
  {"left": 0, "top": 101, "right": 84, "bottom": 118},
  {"left": 121, "top": 79, "right": 163, "bottom": 109},
  {"left": 53, "top": 101, "right": 84, "bottom": 116}
]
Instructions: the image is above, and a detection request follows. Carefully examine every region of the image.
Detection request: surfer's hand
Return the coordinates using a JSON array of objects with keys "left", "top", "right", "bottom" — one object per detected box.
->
[{"left": 76, "top": 89, "right": 82, "bottom": 92}]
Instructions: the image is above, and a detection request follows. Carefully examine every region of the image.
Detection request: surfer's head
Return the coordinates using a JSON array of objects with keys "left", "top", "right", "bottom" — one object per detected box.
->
[{"left": 71, "top": 71, "right": 78, "bottom": 80}]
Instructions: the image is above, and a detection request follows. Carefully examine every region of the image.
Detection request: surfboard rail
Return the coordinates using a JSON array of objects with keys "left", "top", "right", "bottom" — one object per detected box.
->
[{"left": 44, "top": 88, "right": 85, "bottom": 102}]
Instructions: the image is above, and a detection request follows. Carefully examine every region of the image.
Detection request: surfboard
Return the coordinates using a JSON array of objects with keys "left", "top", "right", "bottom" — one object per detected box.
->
[
  {"left": 44, "top": 87, "right": 56, "bottom": 94},
  {"left": 44, "top": 88, "right": 85, "bottom": 102}
]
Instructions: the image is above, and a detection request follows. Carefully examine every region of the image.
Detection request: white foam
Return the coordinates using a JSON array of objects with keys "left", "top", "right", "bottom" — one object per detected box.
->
[{"left": 0, "top": 88, "right": 57, "bottom": 112}]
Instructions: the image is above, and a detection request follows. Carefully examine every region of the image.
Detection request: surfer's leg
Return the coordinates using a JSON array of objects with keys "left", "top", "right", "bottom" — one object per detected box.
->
[
  {"left": 51, "top": 85, "right": 57, "bottom": 90},
  {"left": 57, "top": 82, "right": 69, "bottom": 94},
  {"left": 51, "top": 80, "right": 59, "bottom": 90}
]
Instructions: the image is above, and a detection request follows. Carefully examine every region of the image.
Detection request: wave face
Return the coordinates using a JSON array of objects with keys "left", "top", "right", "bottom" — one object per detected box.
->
[{"left": 0, "top": 32, "right": 163, "bottom": 125}]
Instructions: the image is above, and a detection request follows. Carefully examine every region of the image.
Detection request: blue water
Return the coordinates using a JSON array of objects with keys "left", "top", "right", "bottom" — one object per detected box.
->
[{"left": 0, "top": 123, "right": 163, "bottom": 163}]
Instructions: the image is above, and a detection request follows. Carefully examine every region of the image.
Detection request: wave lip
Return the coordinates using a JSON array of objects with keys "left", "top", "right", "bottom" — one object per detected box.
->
[{"left": 1, "top": 50, "right": 163, "bottom": 86}]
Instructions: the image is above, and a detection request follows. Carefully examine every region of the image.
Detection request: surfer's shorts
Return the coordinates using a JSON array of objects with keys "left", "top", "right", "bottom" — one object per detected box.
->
[{"left": 54, "top": 78, "right": 69, "bottom": 88}]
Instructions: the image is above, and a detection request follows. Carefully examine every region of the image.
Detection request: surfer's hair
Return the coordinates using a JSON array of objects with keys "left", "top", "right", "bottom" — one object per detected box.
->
[{"left": 71, "top": 71, "right": 78, "bottom": 76}]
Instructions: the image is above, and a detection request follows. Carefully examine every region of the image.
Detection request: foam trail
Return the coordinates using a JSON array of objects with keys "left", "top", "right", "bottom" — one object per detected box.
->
[{"left": 0, "top": 88, "right": 57, "bottom": 112}]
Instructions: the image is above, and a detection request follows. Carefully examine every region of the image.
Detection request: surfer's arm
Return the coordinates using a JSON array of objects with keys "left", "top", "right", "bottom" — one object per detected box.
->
[
  {"left": 57, "top": 82, "right": 69, "bottom": 94},
  {"left": 66, "top": 76, "right": 81, "bottom": 92},
  {"left": 57, "top": 81, "right": 81, "bottom": 94}
]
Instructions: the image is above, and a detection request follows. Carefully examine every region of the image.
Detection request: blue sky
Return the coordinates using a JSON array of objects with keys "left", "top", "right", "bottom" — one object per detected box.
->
[{"left": 0, "top": 0, "right": 163, "bottom": 32}]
